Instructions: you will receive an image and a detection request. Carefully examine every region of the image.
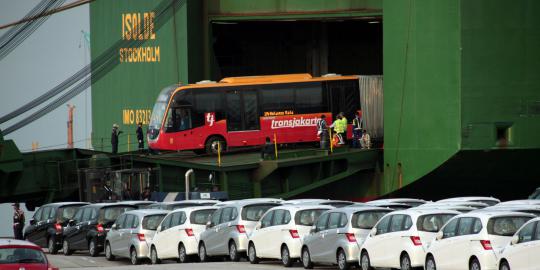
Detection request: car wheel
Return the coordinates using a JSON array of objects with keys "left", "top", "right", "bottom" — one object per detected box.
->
[
  {"left": 130, "top": 248, "right": 140, "bottom": 265},
  {"left": 337, "top": 249, "right": 350, "bottom": 270},
  {"left": 499, "top": 260, "right": 510, "bottom": 270},
  {"left": 199, "top": 242, "right": 209, "bottom": 262},
  {"left": 425, "top": 255, "right": 437, "bottom": 270},
  {"left": 401, "top": 253, "right": 412, "bottom": 270},
  {"left": 48, "top": 237, "right": 58, "bottom": 254},
  {"left": 63, "top": 240, "right": 73, "bottom": 256},
  {"left": 150, "top": 246, "right": 161, "bottom": 264},
  {"left": 470, "top": 258, "right": 481, "bottom": 270},
  {"left": 281, "top": 245, "right": 293, "bottom": 267},
  {"left": 229, "top": 240, "right": 240, "bottom": 262},
  {"left": 105, "top": 242, "right": 115, "bottom": 261},
  {"left": 360, "top": 251, "right": 372, "bottom": 270},
  {"left": 248, "top": 242, "right": 259, "bottom": 264},
  {"left": 178, "top": 243, "right": 189, "bottom": 263},
  {"left": 302, "top": 247, "right": 313, "bottom": 269},
  {"left": 89, "top": 238, "right": 100, "bottom": 257}
]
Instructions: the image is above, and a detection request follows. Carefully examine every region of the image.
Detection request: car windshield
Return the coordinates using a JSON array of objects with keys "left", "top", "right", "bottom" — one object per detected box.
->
[
  {"left": 417, "top": 214, "right": 457, "bottom": 232},
  {"left": 0, "top": 247, "right": 46, "bottom": 264},
  {"left": 488, "top": 216, "right": 533, "bottom": 236},
  {"left": 99, "top": 206, "right": 136, "bottom": 223},
  {"left": 241, "top": 204, "right": 278, "bottom": 221},
  {"left": 60, "top": 206, "right": 82, "bottom": 222},
  {"left": 295, "top": 209, "right": 328, "bottom": 226},
  {"left": 190, "top": 209, "right": 216, "bottom": 225},
  {"left": 352, "top": 210, "right": 392, "bottom": 229},
  {"left": 142, "top": 214, "right": 167, "bottom": 230}
]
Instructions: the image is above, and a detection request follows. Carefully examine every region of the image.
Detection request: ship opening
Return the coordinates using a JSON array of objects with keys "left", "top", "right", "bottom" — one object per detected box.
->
[{"left": 211, "top": 19, "right": 382, "bottom": 78}]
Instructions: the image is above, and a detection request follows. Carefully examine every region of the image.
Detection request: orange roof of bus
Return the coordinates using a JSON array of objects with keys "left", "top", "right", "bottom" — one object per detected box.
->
[{"left": 174, "top": 73, "right": 360, "bottom": 91}]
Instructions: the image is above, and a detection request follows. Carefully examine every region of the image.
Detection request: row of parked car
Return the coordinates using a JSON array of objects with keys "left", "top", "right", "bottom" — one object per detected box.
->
[{"left": 23, "top": 196, "right": 540, "bottom": 270}]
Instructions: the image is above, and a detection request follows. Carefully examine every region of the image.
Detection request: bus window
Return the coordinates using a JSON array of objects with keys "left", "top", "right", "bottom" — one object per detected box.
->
[
  {"left": 260, "top": 86, "right": 294, "bottom": 113},
  {"left": 295, "top": 83, "right": 326, "bottom": 114},
  {"left": 165, "top": 107, "right": 191, "bottom": 133},
  {"left": 193, "top": 90, "right": 224, "bottom": 128}
]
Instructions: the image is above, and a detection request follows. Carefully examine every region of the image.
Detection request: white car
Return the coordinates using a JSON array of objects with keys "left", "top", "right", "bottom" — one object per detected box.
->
[
  {"left": 149, "top": 206, "right": 217, "bottom": 264},
  {"left": 198, "top": 199, "right": 281, "bottom": 262},
  {"left": 301, "top": 206, "right": 394, "bottom": 270},
  {"left": 146, "top": 200, "right": 220, "bottom": 210},
  {"left": 359, "top": 209, "right": 459, "bottom": 270},
  {"left": 418, "top": 201, "right": 490, "bottom": 209},
  {"left": 437, "top": 197, "right": 501, "bottom": 206},
  {"left": 424, "top": 212, "right": 535, "bottom": 270},
  {"left": 475, "top": 205, "right": 540, "bottom": 216},
  {"left": 247, "top": 205, "right": 334, "bottom": 266},
  {"left": 366, "top": 198, "right": 428, "bottom": 208},
  {"left": 497, "top": 200, "right": 540, "bottom": 206},
  {"left": 496, "top": 217, "right": 540, "bottom": 270},
  {"left": 283, "top": 199, "right": 355, "bottom": 208}
]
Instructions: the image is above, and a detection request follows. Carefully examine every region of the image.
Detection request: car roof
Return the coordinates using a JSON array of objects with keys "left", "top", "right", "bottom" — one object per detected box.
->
[
  {"left": 0, "top": 239, "right": 41, "bottom": 248},
  {"left": 153, "top": 200, "right": 220, "bottom": 205},
  {"left": 437, "top": 196, "right": 500, "bottom": 202},
  {"left": 367, "top": 198, "right": 427, "bottom": 204},
  {"left": 215, "top": 199, "right": 282, "bottom": 207},
  {"left": 269, "top": 204, "right": 335, "bottom": 211},
  {"left": 418, "top": 201, "right": 489, "bottom": 208},
  {"left": 498, "top": 200, "right": 540, "bottom": 205},
  {"left": 169, "top": 205, "right": 218, "bottom": 214},
  {"left": 81, "top": 203, "right": 137, "bottom": 208},
  {"left": 389, "top": 208, "right": 461, "bottom": 217},
  {"left": 326, "top": 206, "right": 392, "bottom": 215},
  {"left": 457, "top": 211, "right": 536, "bottom": 220},
  {"left": 124, "top": 209, "right": 170, "bottom": 216},
  {"left": 41, "top": 202, "right": 89, "bottom": 207}
]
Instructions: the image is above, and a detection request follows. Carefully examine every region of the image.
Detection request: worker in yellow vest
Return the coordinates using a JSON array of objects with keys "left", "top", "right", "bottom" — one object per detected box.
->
[{"left": 331, "top": 113, "right": 347, "bottom": 145}]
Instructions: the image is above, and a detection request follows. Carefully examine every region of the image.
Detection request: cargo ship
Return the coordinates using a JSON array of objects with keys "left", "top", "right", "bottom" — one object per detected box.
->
[{"left": 1, "top": 0, "right": 539, "bottom": 207}]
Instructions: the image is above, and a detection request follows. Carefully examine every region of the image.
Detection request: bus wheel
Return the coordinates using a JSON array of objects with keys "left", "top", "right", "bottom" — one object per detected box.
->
[{"left": 205, "top": 136, "right": 225, "bottom": 154}]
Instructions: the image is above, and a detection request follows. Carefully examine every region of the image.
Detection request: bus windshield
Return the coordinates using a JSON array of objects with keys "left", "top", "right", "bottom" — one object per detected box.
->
[{"left": 148, "top": 86, "right": 175, "bottom": 140}]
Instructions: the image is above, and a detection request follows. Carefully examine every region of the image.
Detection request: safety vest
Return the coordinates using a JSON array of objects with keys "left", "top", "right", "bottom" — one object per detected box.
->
[{"left": 334, "top": 117, "right": 347, "bottom": 133}]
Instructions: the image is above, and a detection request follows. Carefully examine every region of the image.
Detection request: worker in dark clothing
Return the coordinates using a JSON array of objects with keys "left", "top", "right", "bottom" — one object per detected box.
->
[
  {"left": 261, "top": 137, "right": 274, "bottom": 160},
  {"left": 111, "top": 124, "right": 123, "bottom": 154},
  {"left": 12, "top": 203, "right": 25, "bottom": 240},
  {"left": 317, "top": 114, "right": 329, "bottom": 149},
  {"left": 136, "top": 122, "right": 144, "bottom": 151},
  {"left": 352, "top": 110, "right": 364, "bottom": 148}
]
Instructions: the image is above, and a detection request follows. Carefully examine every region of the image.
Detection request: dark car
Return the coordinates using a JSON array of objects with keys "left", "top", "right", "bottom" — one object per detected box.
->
[
  {"left": 0, "top": 239, "right": 59, "bottom": 270},
  {"left": 62, "top": 203, "right": 136, "bottom": 256},
  {"left": 23, "top": 202, "right": 88, "bottom": 254}
]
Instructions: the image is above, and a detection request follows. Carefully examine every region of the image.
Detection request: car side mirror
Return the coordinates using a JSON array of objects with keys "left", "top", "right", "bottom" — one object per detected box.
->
[
  {"left": 68, "top": 220, "right": 76, "bottom": 227},
  {"left": 111, "top": 224, "right": 117, "bottom": 230},
  {"left": 370, "top": 227, "right": 377, "bottom": 237},
  {"left": 156, "top": 226, "right": 161, "bottom": 232},
  {"left": 511, "top": 234, "right": 519, "bottom": 245},
  {"left": 206, "top": 221, "right": 213, "bottom": 229},
  {"left": 29, "top": 219, "right": 36, "bottom": 225},
  {"left": 255, "top": 223, "right": 261, "bottom": 230},
  {"left": 436, "top": 231, "right": 443, "bottom": 240},
  {"left": 310, "top": 225, "right": 316, "bottom": 234}
]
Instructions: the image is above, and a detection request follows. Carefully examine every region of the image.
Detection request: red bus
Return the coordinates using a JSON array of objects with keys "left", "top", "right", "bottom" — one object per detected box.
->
[{"left": 147, "top": 74, "right": 361, "bottom": 153}]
